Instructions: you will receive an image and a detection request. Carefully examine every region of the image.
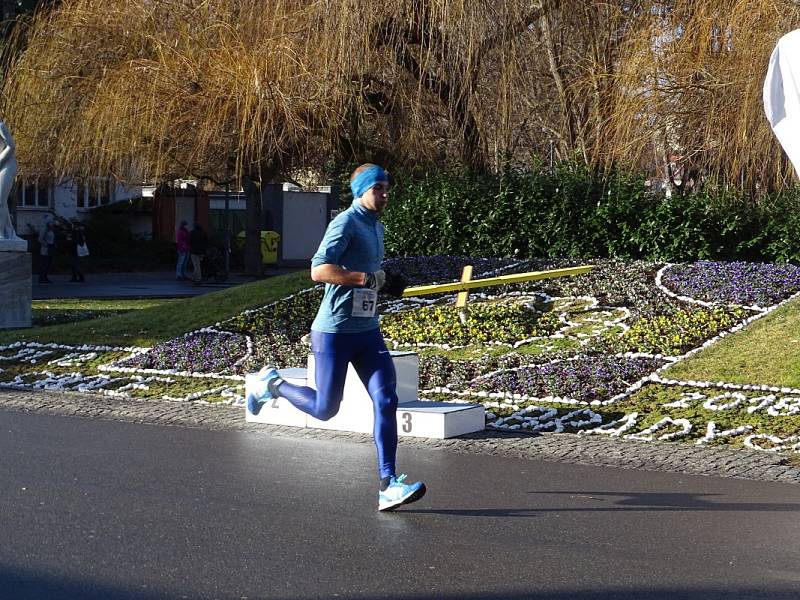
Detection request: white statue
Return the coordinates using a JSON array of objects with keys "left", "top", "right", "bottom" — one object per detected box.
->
[
  {"left": 764, "top": 30, "right": 800, "bottom": 178},
  {"left": 0, "top": 121, "right": 22, "bottom": 242}
]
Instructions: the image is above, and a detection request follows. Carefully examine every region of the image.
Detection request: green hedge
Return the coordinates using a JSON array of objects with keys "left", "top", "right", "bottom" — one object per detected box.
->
[{"left": 382, "top": 163, "right": 800, "bottom": 263}]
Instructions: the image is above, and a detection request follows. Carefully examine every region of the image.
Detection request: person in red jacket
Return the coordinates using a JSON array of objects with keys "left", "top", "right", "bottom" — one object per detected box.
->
[{"left": 175, "top": 220, "right": 190, "bottom": 281}]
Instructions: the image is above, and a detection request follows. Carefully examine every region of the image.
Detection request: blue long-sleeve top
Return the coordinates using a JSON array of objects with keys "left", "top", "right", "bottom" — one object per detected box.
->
[{"left": 310, "top": 198, "right": 384, "bottom": 333}]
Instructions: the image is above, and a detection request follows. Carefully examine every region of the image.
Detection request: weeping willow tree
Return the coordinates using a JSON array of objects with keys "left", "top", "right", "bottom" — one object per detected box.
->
[
  {"left": 2, "top": 0, "right": 800, "bottom": 273},
  {"left": 0, "top": 0, "right": 553, "bottom": 272},
  {"left": 604, "top": 0, "right": 800, "bottom": 192},
  {"left": 0, "top": 0, "right": 556, "bottom": 182}
]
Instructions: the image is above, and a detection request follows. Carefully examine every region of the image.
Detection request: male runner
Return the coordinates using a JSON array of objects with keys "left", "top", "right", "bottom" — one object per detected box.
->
[{"left": 248, "top": 163, "right": 426, "bottom": 511}]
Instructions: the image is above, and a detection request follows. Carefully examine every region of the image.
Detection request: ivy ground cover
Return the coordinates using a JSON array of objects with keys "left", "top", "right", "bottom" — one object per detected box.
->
[{"left": 3, "top": 257, "right": 800, "bottom": 455}]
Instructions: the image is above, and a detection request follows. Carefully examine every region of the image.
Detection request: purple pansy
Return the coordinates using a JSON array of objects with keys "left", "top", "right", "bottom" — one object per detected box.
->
[
  {"left": 662, "top": 261, "right": 800, "bottom": 306},
  {"left": 468, "top": 354, "right": 666, "bottom": 403}
]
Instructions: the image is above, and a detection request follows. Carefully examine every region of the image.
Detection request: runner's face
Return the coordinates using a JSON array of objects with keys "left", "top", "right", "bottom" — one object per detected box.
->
[{"left": 360, "top": 180, "right": 390, "bottom": 213}]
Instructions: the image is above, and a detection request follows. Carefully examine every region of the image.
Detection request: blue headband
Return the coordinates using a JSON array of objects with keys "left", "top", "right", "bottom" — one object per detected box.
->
[{"left": 350, "top": 166, "right": 388, "bottom": 200}]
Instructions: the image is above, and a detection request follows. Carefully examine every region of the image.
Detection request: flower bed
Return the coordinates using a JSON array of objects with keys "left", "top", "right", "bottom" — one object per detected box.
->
[
  {"left": 661, "top": 261, "right": 800, "bottom": 307},
  {"left": 504, "top": 258, "right": 680, "bottom": 317},
  {"left": 381, "top": 302, "right": 561, "bottom": 346},
  {"left": 382, "top": 256, "right": 519, "bottom": 286},
  {"left": 244, "top": 333, "right": 308, "bottom": 371},
  {"left": 466, "top": 354, "right": 667, "bottom": 404},
  {"left": 116, "top": 331, "right": 249, "bottom": 375},
  {"left": 6, "top": 256, "right": 800, "bottom": 455},
  {"left": 600, "top": 306, "right": 748, "bottom": 356},
  {"left": 220, "top": 288, "right": 323, "bottom": 338}
]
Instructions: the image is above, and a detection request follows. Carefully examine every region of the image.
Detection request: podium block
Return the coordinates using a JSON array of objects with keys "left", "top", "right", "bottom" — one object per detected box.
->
[
  {"left": 392, "top": 352, "right": 419, "bottom": 406},
  {"left": 244, "top": 353, "right": 485, "bottom": 439},
  {"left": 395, "top": 401, "right": 486, "bottom": 438}
]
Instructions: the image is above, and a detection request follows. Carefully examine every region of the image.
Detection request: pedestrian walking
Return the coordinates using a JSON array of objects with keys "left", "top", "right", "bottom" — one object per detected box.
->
[
  {"left": 38, "top": 217, "right": 55, "bottom": 283},
  {"left": 176, "top": 220, "right": 190, "bottom": 280},
  {"left": 189, "top": 222, "right": 208, "bottom": 285},
  {"left": 68, "top": 222, "right": 87, "bottom": 282},
  {"left": 247, "top": 163, "right": 424, "bottom": 512}
]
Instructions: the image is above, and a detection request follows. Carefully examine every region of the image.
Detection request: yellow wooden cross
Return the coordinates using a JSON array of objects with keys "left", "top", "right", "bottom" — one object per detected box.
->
[
  {"left": 402, "top": 265, "right": 593, "bottom": 298},
  {"left": 455, "top": 265, "right": 473, "bottom": 324}
]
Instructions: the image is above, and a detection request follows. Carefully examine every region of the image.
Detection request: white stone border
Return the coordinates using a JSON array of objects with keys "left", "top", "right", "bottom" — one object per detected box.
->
[
  {"left": 648, "top": 374, "right": 800, "bottom": 396},
  {"left": 744, "top": 434, "right": 800, "bottom": 453},
  {"left": 695, "top": 422, "right": 753, "bottom": 446},
  {"left": 0, "top": 341, "right": 148, "bottom": 353},
  {"left": 0, "top": 368, "right": 244, "bottom": 404},
  {"left": 487, "top": 405, "right": 603, "bottom": 433},
  {"left": 624, "top": 417, "right": 693, "bottom": 442}
]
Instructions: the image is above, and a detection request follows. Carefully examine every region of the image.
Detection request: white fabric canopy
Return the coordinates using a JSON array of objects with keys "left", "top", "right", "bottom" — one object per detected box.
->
[{"left": 764, "top": 29, "right": 800, "bottom": 178}]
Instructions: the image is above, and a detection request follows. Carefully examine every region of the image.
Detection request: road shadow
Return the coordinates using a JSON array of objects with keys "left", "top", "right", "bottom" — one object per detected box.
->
[
  {"left": 0, "top": 564, "right": 178, "bottom": 600},
  {"left": 527, "top": 490, "right": 800, "bottom": 513},
  {"left": 2, "top": 563, "right": 797, "bottom": 600},
  {"left": 380, "top": 590, "right": 800, "bottom": 600},
  {"left": 402, "top": 490, "right": 800, "bottom": 518}
]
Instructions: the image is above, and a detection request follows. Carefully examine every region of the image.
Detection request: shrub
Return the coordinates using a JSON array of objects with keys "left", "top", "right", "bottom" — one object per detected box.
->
[{"left": 383, "top": 162, "right": 800, "bottom": 264}]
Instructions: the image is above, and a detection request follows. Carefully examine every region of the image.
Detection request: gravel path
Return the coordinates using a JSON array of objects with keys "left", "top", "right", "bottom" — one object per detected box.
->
[{"left": 3, "top": 388, "right": 799, "bottom": 485}]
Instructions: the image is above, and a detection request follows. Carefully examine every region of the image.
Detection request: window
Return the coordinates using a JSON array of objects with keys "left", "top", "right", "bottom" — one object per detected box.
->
[
  {"left": 15, "top": 179, "right": 50, "bottom": 208},
  {"left": 77, "top": 178, "right": 115, "bottom": 209},
  {"left": 90, "top": 178, "right": 111, "bottom": 206}
]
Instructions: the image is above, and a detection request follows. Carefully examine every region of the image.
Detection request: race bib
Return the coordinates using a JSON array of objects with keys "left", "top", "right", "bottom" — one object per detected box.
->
[{"left": 352, "top": 288, "right": 378, "bottom": 317}]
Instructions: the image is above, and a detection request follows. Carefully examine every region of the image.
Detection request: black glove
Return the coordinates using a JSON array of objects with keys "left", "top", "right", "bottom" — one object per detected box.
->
[
  {"left": 381, "top": 270, "right": 408, "bottom": 298},
  {"left": 363, "top": 270, "right": 386, "bottom": 291}
]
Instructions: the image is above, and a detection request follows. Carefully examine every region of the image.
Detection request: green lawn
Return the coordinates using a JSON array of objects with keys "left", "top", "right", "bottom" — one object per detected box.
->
[
  {"left": 30, "top": 298, "right": 178, "bottom": 328},
  {"left": 33, "top": 299, "right": 172, "bottom": 311},
  {"left": 0, "top": 271, "right": 314, "bottom": 347},
  {"left": 665, "top": 296, "right": 800, "bottom": 388}
]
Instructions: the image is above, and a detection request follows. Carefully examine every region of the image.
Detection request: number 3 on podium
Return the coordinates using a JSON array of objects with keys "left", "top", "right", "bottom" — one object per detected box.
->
[{"left": 401, "top": 412, "right": 412, "bottom": 433}]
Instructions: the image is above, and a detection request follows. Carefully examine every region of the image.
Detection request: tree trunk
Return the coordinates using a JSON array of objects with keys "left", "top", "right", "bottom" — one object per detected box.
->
[
  {"left": 540, "top": 5, "right": 578, "bottom": 158},
  {"left": 242, "top": 175, "right": 262, "bottom": 278}
]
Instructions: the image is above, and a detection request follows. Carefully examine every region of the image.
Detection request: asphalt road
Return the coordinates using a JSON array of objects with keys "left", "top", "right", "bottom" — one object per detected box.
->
[{"left": 2, "top": 410, "right": 800, "bottom": 600}]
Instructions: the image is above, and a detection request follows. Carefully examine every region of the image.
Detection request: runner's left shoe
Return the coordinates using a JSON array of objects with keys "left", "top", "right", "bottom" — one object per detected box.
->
[{"left": 378, "top": 474, "right": 426, "bottom": 511}]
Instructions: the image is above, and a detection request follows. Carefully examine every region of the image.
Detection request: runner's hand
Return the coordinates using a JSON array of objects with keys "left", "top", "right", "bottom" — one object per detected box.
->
[
  {"left": 363, "top": 270, "right": 386, "bottom": 291},
  {"left": 382, "top": 270, "right": 408, "bottom": 298}
]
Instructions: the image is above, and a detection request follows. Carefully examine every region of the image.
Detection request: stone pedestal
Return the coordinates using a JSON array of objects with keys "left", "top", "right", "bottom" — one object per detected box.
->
[{"left": 0, "top": 241, "right": 32, "bottom": 329}]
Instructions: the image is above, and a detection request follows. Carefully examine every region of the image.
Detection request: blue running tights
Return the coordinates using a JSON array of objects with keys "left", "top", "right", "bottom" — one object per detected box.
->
[{"left": 275, "top": 329, "right": 398, "bottom": 479}]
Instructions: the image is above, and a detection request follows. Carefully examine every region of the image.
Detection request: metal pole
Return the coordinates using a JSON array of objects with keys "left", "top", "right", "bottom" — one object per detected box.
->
[{"left": 224, "top": 183, "right": 231, "bottom": 278}]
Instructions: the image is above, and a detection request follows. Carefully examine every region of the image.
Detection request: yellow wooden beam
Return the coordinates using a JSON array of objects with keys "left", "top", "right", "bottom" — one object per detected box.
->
[
  {"left": 401, "top": 265, "right": 593, "bottom": 298},
  {"left": 455, "top": 265, "right": 473, "bottom": 309}
]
